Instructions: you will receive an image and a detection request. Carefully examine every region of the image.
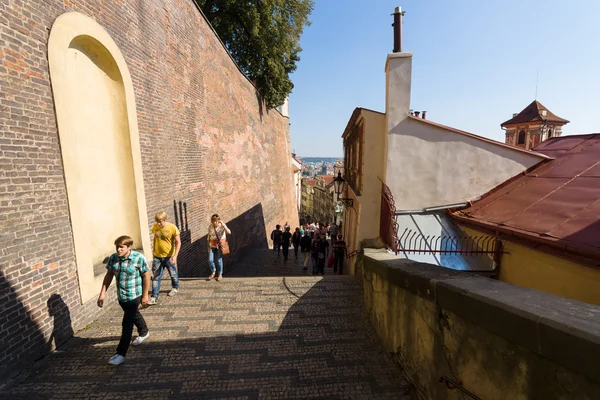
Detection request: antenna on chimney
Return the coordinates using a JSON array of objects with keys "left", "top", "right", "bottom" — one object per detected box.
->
[{"left": 392, "top": 7, "right": 405, "bottom": 53}]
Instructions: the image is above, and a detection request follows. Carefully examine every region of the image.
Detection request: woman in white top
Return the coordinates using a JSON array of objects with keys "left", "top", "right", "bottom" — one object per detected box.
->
[{"left": 207, "top": 213, "right": 231, "bottom": 281}]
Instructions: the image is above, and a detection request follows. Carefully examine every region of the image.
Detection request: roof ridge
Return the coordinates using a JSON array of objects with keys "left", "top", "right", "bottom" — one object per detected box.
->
[{"left": 408, "top": 116, "right": 550, "bottom": 159}]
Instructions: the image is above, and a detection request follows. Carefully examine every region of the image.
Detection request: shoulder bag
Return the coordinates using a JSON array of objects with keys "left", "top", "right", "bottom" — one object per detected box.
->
[{"left": 214, "top": 224, "right": 230, "bottom": 255}]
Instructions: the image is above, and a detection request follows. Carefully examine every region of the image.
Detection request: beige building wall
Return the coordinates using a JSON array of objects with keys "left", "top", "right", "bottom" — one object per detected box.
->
[
  {"left": 342, "top": 109, "right": 386, "bottom": 276},
  {"left": 357, "top": 111, "right": 386, "bottom": 241},
  {"left": 292, "top": 157, "right": 302, "bottom": 216},
  {"left": 462, "top": 226, "right": 600, "bottom": 307},
  {"left": 387, "top": 117, "right": 546, "bottom": 210},
  {"left": 383, "top": 52, "right": 546, "bottom": 211}
]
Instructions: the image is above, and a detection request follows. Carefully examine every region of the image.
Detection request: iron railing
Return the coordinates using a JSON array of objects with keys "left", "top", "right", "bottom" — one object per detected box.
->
[
  {"left": 397, "top": 228, "right": 501, "bottom": 256},
  {"left": 379, "top": 181, "right": 504, "bottom": 274},
  {"left": 380, "top": 181, "right": 399, "bottom": 253}
]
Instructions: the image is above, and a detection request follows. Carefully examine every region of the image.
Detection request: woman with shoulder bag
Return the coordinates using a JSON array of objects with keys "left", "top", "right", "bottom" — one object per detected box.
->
[{"left": 207, "top": 213, "right": 231, "bottom": 282}]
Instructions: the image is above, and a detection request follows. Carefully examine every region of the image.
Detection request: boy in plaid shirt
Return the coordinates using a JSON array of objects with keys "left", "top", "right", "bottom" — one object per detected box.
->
[{"left": 97, "top": 235, "right": 151, "bottom": 365}]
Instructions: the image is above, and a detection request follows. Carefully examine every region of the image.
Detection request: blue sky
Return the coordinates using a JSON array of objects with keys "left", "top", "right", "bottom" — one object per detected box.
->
[{"left": 289, "top": 0, "right": 600, "bottom": 157}]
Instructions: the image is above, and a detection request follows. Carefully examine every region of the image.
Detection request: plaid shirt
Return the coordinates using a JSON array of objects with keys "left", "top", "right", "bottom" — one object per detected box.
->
[{"left": 106, "top": 250, "right": 149, "bottom": 303}]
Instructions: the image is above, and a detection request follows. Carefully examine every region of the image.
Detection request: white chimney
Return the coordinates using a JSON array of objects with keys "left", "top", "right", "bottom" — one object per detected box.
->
[
  {"left": 384, "top": 6, "right": 413, "bottom": 194},
  {"left": 385, "top": 7, "right": 412, "bottom": 134}
]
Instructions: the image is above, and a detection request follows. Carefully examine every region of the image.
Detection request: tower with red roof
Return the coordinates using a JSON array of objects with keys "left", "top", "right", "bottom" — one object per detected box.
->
[{"left": 501, "top": 100, "right": 569, "bottom": 150}]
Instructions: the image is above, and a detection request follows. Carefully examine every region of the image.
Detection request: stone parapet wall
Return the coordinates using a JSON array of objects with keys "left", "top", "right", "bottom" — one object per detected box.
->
[
  {"left": 361, "top": 248, "right": 600, "bottom": 400},
  {"left": 0, "top": 0, "right": 297, "bottom": 382}
]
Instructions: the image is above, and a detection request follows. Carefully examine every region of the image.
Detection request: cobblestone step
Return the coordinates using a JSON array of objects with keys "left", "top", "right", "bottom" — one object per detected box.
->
[{"left": 0, "top": 248, "right": 414, "bottom": 399}]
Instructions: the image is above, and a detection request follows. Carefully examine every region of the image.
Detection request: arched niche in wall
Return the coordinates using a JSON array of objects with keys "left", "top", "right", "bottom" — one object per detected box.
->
[{"left": 48, "top": 12, "right": 151, "bottom": 303}]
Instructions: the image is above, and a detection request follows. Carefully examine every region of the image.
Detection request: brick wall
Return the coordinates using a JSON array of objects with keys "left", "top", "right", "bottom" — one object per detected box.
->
[{"left": 0, "top": 0, "right": 298, "bottom": 382}]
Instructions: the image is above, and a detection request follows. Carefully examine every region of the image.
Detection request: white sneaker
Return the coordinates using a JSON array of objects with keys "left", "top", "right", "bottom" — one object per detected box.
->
[
  {"left": 168, "top": 288, "right": 179, "bottom": 297},
  {"left": 108, "top": 354, "right": 125, "bottom": 365},
  {"left": 147, "top": 297, "right": 157, "bottom": 305},
  {"left": 132, "top": 332, "right": 149, "bottom": 346}
]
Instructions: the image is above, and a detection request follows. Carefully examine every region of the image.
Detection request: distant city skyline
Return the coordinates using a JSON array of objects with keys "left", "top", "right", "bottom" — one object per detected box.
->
[{"left": 288, "top": 0, "right": 600, "bottom": 158}]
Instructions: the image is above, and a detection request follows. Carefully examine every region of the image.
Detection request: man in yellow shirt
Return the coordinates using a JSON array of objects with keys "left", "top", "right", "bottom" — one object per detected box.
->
[{"left": 148, "top": 211, "right": 181, "bottom": 305}]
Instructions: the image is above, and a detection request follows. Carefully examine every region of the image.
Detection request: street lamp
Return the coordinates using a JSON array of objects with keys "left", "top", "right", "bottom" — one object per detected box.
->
[{"left": 333, "top": 171, "right": 354, "bottom": 208}]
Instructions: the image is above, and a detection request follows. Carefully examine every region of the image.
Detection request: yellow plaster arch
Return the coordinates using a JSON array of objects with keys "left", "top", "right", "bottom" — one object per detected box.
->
[{"left": 48, "top": 12, "right": 150, "bottom": 303}]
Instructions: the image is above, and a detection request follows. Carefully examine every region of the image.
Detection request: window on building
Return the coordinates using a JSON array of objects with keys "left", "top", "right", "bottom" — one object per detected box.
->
[
  {"left": 548, "top": 127, "right": 553, "bottom": 138},
  {"left": 343, "top": 120, "right": 364, "bottom": 195},
  {"left": 517, "top": 130, "right": 526, "bottom": 145}
]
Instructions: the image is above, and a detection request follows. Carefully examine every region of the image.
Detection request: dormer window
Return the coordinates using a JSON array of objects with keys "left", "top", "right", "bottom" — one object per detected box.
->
[{"left": 518, "top": 130, "right": 526, "bottom": 145}]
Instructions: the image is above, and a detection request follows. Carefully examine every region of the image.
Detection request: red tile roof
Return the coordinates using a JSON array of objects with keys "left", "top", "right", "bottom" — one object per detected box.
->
[
  {"left": 451, "top": 134, "right": 600, "bottom": 260},
  {"left": 501, "top": 100, "right": 569, "bottom": 126},
  {"left": 303, "top": 179, "right": 316, "bottom": 188},
  {"left": 318, "top": 175, "right": 335, "bottom": 186}
]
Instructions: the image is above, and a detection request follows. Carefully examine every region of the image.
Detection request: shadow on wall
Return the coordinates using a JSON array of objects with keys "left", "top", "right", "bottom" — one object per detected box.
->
[
  {"left": 174, "top": 201, "right": 269, "bottom": 278},
  {"left": 255, "top": 88, "right": 267, "bottom": 121},
  {"left": 47, "top": 294, "right": 74, "bottom": 351},
  {"left": 0, "top": 277, "right": 410, "bottom": 398},
  {"left": 0, "top": 271, "right": 74, "bottom": 383}
]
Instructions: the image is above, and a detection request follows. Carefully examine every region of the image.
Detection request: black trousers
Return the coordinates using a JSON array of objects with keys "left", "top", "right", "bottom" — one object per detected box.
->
[
  {"left": 293, "top": 243, "right": 299, "bottom": 257},
  {"left": 282, "top": 244, "right": 290, "bottom": 259},
  {"left": 334, "top": 254, "right": 344, "bottom": 274},
  {"left": 117, "top": 296, "right": 148, "bottom": 356},
  {"left": 318, "top": 257, "right": 325, "bottom": 275}
]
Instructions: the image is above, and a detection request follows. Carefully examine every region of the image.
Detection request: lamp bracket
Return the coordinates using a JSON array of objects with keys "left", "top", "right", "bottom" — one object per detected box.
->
[{"left": 339, "top": 198, "right": 354, "bottom": 208}]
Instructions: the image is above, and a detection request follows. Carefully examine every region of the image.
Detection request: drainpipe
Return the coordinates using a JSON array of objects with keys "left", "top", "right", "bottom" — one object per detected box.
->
[{"left": 501, "top": 126, "right": 509, "bottom": 145}]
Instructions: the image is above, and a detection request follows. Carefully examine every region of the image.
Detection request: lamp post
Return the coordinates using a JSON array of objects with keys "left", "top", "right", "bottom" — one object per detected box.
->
[{"left": 333, "top": 172, "right": 354, "bottom": 208}]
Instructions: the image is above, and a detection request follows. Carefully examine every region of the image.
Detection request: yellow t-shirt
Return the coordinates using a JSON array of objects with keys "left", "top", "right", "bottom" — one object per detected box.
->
[{"left": 152, "top": 222, "right": 180, "bottom": 258}]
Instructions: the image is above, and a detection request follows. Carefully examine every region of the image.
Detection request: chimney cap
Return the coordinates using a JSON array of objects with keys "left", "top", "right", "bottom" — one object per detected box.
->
[{"left": 395, "top": 6, "right": 402, "bottom": 13}]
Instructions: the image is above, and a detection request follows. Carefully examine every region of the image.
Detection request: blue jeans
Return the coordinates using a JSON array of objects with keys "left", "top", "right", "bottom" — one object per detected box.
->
[
  {"left": 152, "top": 257, "right": 179, "bottom": 299},
  {"left": 311, "top": 255, "right": 318, "bottom": 275},
  {"left": 209, "top": 247, "right": 223, "bottom": 275}
]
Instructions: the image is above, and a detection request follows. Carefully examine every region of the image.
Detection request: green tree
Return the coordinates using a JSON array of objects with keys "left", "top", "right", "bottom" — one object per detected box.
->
[{"left": 196, "top": 0, "right": 314, "bottom": 109}]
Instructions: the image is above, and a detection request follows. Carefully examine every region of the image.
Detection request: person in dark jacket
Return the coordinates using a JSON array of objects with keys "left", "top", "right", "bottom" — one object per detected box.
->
[
  {"left": 270, "top": 225, "right": 282, "bottom": 258},
  {"left": 317, "top": 235, "right": 329, "bottom": 275},
  {"left": 292, "top": 227, "right": 302, "bottom": 259},
  {"left": 333, "top": 234, "right": 347, "bottom": 275},
  {"left": 300, "top": 231, "right": 312, "bottom": 271},
  {"left": 310, "top": 236, "right": 321, "bottom": 275},
  {"left": 281, "top": 226, "right": 292, "bottom": 262}
]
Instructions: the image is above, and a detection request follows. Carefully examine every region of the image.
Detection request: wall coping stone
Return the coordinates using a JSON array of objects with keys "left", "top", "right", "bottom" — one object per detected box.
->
[{"left": 363, "top": 248, "right": 600, "bottom": 384}]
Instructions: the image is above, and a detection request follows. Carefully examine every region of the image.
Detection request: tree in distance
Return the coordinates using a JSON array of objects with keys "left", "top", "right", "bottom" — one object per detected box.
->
[{"left": 196, "top": 0, "right": 314, "bottom": 109}]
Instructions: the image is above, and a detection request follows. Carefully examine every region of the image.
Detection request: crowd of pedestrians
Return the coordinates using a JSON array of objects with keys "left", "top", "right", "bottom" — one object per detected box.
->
[{"left": 270, "top": 221, "right": 347, "bottom": 276}]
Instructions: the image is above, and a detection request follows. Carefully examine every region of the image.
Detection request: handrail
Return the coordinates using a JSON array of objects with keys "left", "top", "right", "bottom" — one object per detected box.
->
[{"left": 439, "top": 376, "right": 482, "bottom": 400}]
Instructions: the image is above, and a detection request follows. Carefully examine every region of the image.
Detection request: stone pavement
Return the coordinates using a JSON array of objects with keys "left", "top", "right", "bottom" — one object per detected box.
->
[{"left": 1, "top": 249, "right": 413, "bottom": 399}]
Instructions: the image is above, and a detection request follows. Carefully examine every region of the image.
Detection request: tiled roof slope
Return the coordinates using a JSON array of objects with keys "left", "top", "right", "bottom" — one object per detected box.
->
[
  {"left": 318, "top": 175, "right": 335, "bottom": 186},
  {"left": 501, "top": 100, "right": 569, "bottom": 126},
  {"left": 452, "top": 134, "right": 600, "bottom": 258}
]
